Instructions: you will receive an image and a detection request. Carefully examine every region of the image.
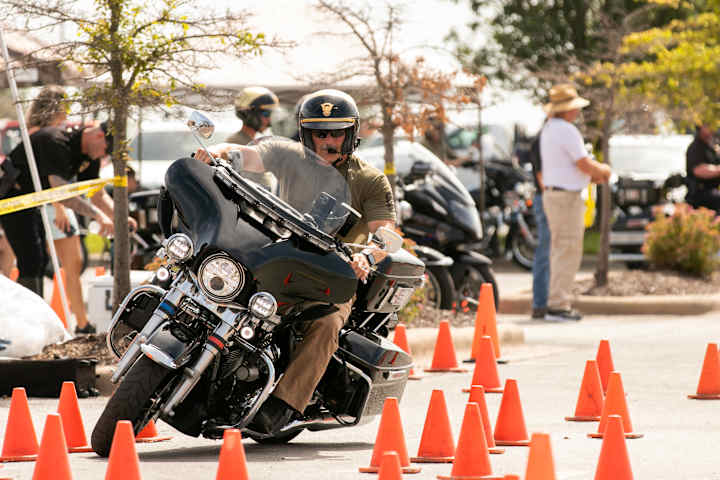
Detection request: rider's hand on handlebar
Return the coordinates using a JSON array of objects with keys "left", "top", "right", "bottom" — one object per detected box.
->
[
  {"left": 350, "top": 253, "right": 371, "bottom": 283},
  {"left": 195, "top": 148, "right": 216, "bottom": 165}
]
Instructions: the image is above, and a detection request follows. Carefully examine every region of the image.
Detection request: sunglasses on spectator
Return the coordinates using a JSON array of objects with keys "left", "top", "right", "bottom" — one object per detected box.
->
[{"left": 311, "top": 130, "right": 345, "bottom": 139}]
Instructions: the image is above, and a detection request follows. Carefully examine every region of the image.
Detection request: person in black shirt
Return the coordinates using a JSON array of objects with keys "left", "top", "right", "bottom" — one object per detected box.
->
[
  {"left": 685, "top": 124, "right": 720, "bottom": 212},
  {"left": 0, "top": 123, "right": 129, "bottom": 297}
]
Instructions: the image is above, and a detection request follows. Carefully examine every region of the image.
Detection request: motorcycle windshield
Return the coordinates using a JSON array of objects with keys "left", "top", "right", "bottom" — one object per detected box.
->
[{"left": 230, "top": 137, "right": 352, "bottom": 237}]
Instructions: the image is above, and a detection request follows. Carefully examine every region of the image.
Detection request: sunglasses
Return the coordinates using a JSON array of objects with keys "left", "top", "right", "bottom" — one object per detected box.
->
[
  {"left": 311, "top": 130, "right": 345, "bottom": 139},
  {"left": 260, "top": 110, "right": 272, "bottom": 118}
]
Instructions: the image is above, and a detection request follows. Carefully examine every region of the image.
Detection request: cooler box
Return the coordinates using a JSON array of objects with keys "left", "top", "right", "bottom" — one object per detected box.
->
[{"left": 88, "top": 270, "right": 155, "bottom": 333}]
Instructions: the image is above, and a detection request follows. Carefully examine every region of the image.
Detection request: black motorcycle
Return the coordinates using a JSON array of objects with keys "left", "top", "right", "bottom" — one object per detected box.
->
[
  {"left": 400, "top": 158, "right": 499, "bottom": 309},
  {"left": 91, "top": 113, "right": 424, "bottom": 456},
  {"left": 470, "top": 159, "right": 537, "bottom": 270}
]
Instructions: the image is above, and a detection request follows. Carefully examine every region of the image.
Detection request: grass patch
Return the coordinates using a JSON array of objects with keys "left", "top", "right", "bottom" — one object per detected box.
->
[{"left": 583, "top": 230, "right": 600, "bottom": 255}]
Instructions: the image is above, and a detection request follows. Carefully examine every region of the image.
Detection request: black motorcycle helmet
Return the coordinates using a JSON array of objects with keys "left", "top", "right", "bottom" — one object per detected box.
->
[
  {"left": 298, "top": 89, "right": 360, "bottom": 156},
  {"left": 234, "top": 86, "right": 279, "bottom": 131}
]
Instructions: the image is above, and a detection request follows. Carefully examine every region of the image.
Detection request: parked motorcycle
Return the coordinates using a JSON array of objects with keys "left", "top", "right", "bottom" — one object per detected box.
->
[
  {"left": 91, "top": 113, "right": 424, "bottom": 456},
  {"left": 399, "top": 157, "right": 499, "bottom": 309},
  {"left": 470, "top": 159, "right": 537, "bottom": 270}
]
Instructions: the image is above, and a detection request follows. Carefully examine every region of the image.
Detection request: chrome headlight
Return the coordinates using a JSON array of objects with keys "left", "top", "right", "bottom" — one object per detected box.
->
[
  {"left": 165, "top": 233, "right": 194, "bottom": 263},
  {"left": 248, "top": 292, "right": 277, "bottom": 319},
  {"left": 198, "top": 253, "right": 245, "bottom": 301}
]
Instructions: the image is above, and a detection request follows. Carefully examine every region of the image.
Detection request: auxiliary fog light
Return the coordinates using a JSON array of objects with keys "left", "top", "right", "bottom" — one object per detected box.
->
[
  {"left": 240, "top": 326, "right": 255, "bottom": 340},
  {"left": 165, "top": 234, "right": 194, "bottom": 263},
  {"left": 248, "top": 292, "right": 277, "bottom": 319}
]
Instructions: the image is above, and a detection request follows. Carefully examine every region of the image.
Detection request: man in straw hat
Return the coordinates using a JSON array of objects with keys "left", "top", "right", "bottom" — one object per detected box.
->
[{"left": 539, "top": 83, "right": 611, "bottom": 322}]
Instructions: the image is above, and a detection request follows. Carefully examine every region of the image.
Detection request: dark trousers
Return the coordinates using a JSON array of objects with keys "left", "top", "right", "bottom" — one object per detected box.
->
[
  {"left": 0, "top": 207, "right": 47, "bottom": 278},
  {"left": 688, "top": 190, "right": 720, "bottom": 214}
]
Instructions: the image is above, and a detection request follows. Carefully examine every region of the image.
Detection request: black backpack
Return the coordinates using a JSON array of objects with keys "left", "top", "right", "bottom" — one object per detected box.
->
[{"left": 0, "top": 158, "right": 20, "bottom": 199}]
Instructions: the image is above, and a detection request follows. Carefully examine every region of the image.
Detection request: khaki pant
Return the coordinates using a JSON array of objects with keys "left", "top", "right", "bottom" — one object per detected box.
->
[
  {"left": 542, "top": 190, "right": 586, "bottom": 311},
  {"left": 272, "top": 300, "right": 353, "bottom": 412}
]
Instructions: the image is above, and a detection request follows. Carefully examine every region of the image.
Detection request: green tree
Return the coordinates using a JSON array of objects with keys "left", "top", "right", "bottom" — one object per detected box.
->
[
  {"left": 621, "top": 0, "right": 720, "bottom": 128},
  {"left": 449, "top": 0, "right": 684, "bottom": 285},
  {"left": 1, "top": 0, "right": 269, "bottom": 307}
]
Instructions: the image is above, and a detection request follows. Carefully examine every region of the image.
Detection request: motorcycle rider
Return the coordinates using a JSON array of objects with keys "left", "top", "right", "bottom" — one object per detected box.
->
[
  {"left": 227, "top": 86, "right": 279, "bottom": 145},
  {"left": 195, "top": 89, "right": 397, "bottom": 434},
  {"left": 685, "top": 124, "right": 720, "bottom": 212}
]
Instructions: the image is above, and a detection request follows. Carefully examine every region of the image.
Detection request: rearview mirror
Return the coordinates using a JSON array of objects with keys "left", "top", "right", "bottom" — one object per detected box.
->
[
  {"left": 187, "top": 111, "right": 215, "bottom": 139},
  {"left": 375, "top": 226, "right": 403, "bottom": 253}
]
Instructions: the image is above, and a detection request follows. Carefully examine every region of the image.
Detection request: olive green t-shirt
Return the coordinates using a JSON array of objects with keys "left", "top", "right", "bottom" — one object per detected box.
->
[
  {"left": 250, "top": 141, "right": 396, "bottom": 243},
  {"left": 225, "top": 130, "right": 254, "bottom": 145}
]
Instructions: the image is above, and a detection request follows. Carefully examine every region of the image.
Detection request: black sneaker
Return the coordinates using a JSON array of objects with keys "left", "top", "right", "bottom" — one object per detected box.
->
[
  {"left": 248, "top": 395, "right": 297, "bottom": 434},
  {"left": 531, "top": 307, "right": 548, "bottom": 319},
  {"left": 544, "top": 309, "right": 582, "bottom": 322},
  {"left": 74, "top": 323, "right": 97, "bottom": 335}
]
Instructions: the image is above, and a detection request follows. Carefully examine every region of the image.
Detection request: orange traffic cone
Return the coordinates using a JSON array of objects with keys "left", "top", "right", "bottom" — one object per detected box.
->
[
  {"left": 424, "top": 321, "right": 468, "bottom": 373},
  {"left": 588, "top": 372, "right": 643, "bottom": 439},
  {"left": 359, "top": 397, "right": 421, "bottom": 474},
  {"left": 49, "top": 268, "right": 68, "bottom": 328},
  {"left": 56, "top": 381, "right": 93, "bottom": 453},
  {"left": 467, "top": 283, "right": 502, "bottom": 363},
  {"left": 135, "top": 419, "right": 171, "bottom": 443},
  {"left": 463, "top": 336, "right": 504, "bottom": 394},
  {"left": 105, "top": 421, "right": 142, "bottom": 480},
  {"left": 379, "top": 451, "right": 403, "bottom": 480},
  {"left": 565, "top": 360, "right": 604, "bottom": 421},
  {"left": 393, "top": 324, "right": 422, "bottom": 380},
  {"left": 95, "top": 266, "right": 106, "bottom": 276},
  {"left": 437, "top": 403, "right": 503, "bottom": 480},
  {"left": 688, "top": 343, "right": 720, "bottom": 399},
  {"left": 525, "top": 433, "right": 556, "bottom": 480},
  {"left": 593, "top": 415, "right": 634, "bottom": 480},
  {"left": 216, "top": 429, "right": 249, "bottom": 480},
  {"left": 31, "top": 414, "right": 71, "bottom": 480},
  {"left": 596, "top": 340, "right": 615, "bottom": 394},
  {"left": 9, "top": 267, "right": 19, "bottom": 282},
  {"left": 468, "top": 386, "right": 504, "bottom": 454},
  {"left": 0, "top": 387, "right": 39, "bottom": 462},
  {"left": 411, "top": 390, "right": 455, "bottom": 463},
  {"left": 494, "top": 379, "right": 531, "bottom": 446}
]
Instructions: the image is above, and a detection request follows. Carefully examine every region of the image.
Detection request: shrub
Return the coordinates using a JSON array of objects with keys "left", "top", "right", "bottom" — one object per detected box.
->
[{"left": 643, "top": 204, "right": 720, "bottom": 277}]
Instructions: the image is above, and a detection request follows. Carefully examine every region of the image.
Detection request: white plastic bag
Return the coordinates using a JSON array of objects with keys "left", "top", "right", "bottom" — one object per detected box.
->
[{"left": 0, "top": 274, "right": 72, "bottom": 358}]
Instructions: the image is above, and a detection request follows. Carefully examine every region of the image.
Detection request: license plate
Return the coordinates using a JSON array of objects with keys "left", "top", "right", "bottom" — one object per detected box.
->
[
  {"left": 610, "top": 231, "right": 644, "bottom": 245},
  {"left": 389, "top": 287, "right": 414, "bottom": 308}
]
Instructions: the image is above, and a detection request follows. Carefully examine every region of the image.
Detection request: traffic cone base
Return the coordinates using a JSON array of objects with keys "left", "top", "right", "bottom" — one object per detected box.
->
[
  {"left": 411, "top": 390, "right": 455, "bottom": 464},
  {"left": 135, "top": 420, "right": 172, "bottom": 443},
  {"left": 359, "top": 397, "right": 421, "bottom": 474},
  {"left": 359, "top": 465, "right": 422, "bottom": 474},
  {"left": 688, "top": 343, "right": 720, "bottom": 399},
  {"left": 463, "top": 386, "right": 503, "bottom": 394},
  {"left": 408, "top": 374, "right": 424, "bottom": 380},
  {"left": 488, "top": 446, "right": 505, "bottom": 454},
  {"left": 494, "top": 439, "right": 530, "bottom": 447},
  {"left": 424, "top": 321, "right": 468, "bottom": 373},
  {"left": 588, "top": 431, "right": 643, "bottom": 439},
  {"left": 0, "top": 388, "right": 39, "bottom": 462},
  {"left": 564, "top": 415, "right": 600, "bottom": 421},
  {"left": 437, "top": 474, "right": 504, "bottom": 479}
]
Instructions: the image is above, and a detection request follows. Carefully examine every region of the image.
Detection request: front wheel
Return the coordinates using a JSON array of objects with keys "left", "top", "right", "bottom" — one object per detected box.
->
[
  {"left": 91, "top": 356, "right": 174, "bottom": 457},
  {"left": 510, "top": 232, "right": 535, "bottom": 270},
  {"left": 455, "top": 264, "right": 499, "bottom": 311},
  {"left": 424, "top": 266, "right": 456, "bottom": 310}
]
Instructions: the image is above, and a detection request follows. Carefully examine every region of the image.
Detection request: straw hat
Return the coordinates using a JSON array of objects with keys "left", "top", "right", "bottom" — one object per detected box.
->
[{"left": 543, "top": 84, "right": 590, "bottom": 114}]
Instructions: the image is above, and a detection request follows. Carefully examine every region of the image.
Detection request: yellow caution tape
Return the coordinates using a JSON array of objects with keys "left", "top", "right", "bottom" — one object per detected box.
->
[
  {"left": 383, "top": 164, "right": 397, "bottom": 176},
  {"left": 0, "top": 176, "right": 123, "bottom": 216}
]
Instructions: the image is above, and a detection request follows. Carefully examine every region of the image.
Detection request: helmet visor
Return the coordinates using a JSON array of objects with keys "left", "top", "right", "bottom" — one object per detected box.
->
[{"left": 301, "top": 118, "right": 355, "bottom": 130}]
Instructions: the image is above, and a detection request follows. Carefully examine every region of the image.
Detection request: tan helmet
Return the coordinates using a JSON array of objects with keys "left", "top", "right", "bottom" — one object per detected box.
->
[{"left": 234, "top": 86, "right": 279, "bottom": 131}]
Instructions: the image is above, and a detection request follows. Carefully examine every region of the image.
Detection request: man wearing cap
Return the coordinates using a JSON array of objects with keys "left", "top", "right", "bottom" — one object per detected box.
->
[
  {"left": 540, "top": 84, "right": 611, "bottom": 322},
  {"left": 0, "top": 123, "right": 132, "bottom": 297}
]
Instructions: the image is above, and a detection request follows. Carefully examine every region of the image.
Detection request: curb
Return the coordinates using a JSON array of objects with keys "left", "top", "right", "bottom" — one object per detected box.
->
[
  {"left": 499, "top": 292, "right": 720, "bottom": 316},
  {"left": 95, "top": 324, "right": 526, "bottom": 396}
]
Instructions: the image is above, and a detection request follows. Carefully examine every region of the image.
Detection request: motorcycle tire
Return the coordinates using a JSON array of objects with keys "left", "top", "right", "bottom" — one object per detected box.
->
[
  {"left": 91, "top": 356, "right": 173, "bottom": 457},
  {"left": 456, "top": 264, "right": 499, "bottom": 311},
  {"left": 425, "top": 266, "right": 456, "bottom": 310},
  {"left": 510, "top": 233, "right": 534, "bottom": 271},
  {"left": 247, "top": 429, "right": 305, "bottom": 444}
]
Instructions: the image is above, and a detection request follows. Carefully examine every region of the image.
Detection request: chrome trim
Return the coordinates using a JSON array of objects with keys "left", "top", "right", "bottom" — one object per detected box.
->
[
  {"left": 141, "top": 344, "right": 180, "bottom": 369},
  {"left": 106, "top": 284, "right": 167, "bottom": 358},
  {"left": 197, "top": 253, "right": 245, "bottom": 303}
]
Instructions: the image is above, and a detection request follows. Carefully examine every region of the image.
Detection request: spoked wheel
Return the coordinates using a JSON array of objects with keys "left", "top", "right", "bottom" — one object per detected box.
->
[
  {"left": 91, "top": 356, "right": 176, "bottom": 457},
  {"left": 423, "top": 266, "right": 456, "bottom": 310},
  {"left": 510, "top": 233, "right": 535, "bottom": 270},
  {"left": 456, "top": 264, "right": 499, "bottom": 311}
]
